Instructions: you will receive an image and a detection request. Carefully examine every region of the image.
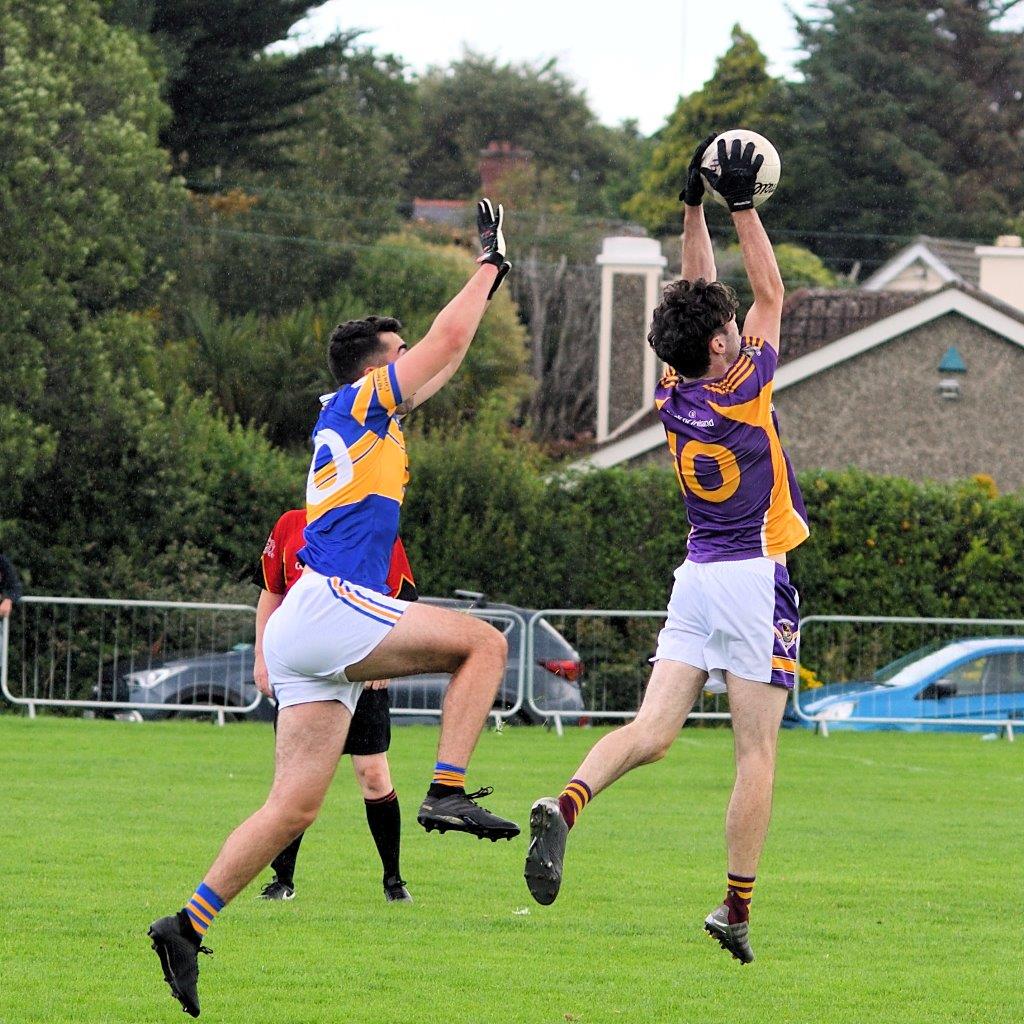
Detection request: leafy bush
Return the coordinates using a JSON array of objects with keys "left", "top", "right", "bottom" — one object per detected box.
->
[
  {"left": 165, "top": 235, "right": 531, "bottom": 447},
  {"left": 398, "top": 446, "right": 1024, "bottom": 707}
]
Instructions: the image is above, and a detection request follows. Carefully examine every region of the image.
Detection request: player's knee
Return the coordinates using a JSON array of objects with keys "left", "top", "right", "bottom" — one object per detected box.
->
[
  {"left": 356, "top": 761, "right": 392, "bottom": 798},
  {"left": 267, "top": 792, "right": 321, "bottom": 834},
  {"left": 624, "top": 721, "right": 672, "bottom": 764},
  {"left": 735, "top": 739, "right": 776, "bottom": 774},
  {"left": 479, "top": 621, "right": 508, "bottom": 662}
]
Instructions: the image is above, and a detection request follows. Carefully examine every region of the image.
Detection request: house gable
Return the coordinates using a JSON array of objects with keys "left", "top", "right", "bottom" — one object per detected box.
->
[{"left": 579, "top": 286, "right": 1024, "bottom": 471}]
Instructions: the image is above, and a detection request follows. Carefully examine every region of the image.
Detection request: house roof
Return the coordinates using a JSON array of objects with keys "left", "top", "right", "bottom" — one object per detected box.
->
[
  {"left": 579, "top": 283, "right": 1024, "bottom": 470},
  {"left": 861, "top": 235, "right": 982, "bottom": 291},
  {"left": 917, "top": 236, "right": 982, "bottom": 287},
  {"left": 780, "top": 288, "right": 921, "bottom": 361},
  {"left": 412, "top": 198, "right": 469, "bottom": 227}
]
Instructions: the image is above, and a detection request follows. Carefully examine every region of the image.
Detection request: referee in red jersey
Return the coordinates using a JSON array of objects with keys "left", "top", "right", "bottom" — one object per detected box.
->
[{"left": 253, "top": 509, "right": 417, "bottom": 903}]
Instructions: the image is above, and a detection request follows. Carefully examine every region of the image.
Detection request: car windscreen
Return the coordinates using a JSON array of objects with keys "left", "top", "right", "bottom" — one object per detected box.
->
[
  {"left": 876, "top": 644, "right": 979, "bottom": 688},
  {"left": 872, "top": 639, "right": 947, "bottom": 683}
]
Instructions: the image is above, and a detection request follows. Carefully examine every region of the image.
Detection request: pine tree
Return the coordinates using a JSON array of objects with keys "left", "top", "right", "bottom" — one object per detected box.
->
[
  {"left": 107, "top": 0, "right": 339, "bottom": 172},
  {"left": 625, "top": 27, "right": 792, "bottom": 234},
  {"left": 780, "top": 0, "right": 1024, "bottom": 272}
]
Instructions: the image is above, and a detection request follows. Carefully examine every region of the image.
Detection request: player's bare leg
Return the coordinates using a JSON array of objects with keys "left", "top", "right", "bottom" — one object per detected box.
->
[
  {"left": 347, "top": 602, "right": 518, "bottom": 839},
  {"left": 206, "top": 701, "right": 352, "bottom": 899},
  {"left": 148, "top": 702, "right": 351, "bottom": 1016},
  {"left": 703, "top": 674, "right": 788, "bottom": 964},
  {"left": 351, "top": 753, "right": 411, "bottom": 901},
  {"left": 525, "top": 659, "right": 707, "bottom": 905}
]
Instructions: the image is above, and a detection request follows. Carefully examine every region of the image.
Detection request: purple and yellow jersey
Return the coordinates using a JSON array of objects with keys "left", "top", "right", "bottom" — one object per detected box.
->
[
  {"left": 298, "top": 363, "right": 409, "bottom": 593},
  {"left": 655, "top": 337, "right": 809, "bottom": 563}
]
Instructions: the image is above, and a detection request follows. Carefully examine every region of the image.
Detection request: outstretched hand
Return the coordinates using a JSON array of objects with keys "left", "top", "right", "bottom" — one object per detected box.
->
[
  {"left": 701, "top": 138, "right": 764, "bottom": 212},
  {"left": 476, "top": 198, "right": 506, "bottom": 266},
  {"left": 680, "top": 133, "right": 718, "bottom": 206},
  {"left": 476, "top": 198, "right": 512, "bottom": 299}
]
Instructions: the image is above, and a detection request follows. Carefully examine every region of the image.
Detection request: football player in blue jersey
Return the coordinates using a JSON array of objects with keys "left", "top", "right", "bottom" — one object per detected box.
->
[{"left": 148, "top": 201, "right": 516, "bottom": 1018}]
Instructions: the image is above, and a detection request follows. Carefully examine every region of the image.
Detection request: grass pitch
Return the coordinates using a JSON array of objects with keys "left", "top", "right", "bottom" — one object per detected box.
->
[{"left": 1, "top": 715, "right": 1022, "bottom": 1024}]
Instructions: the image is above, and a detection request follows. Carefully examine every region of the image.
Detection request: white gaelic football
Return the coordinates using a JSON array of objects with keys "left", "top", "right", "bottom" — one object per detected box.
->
[{"left": 701, "top": 129, "right": 781, "bottom": 209}]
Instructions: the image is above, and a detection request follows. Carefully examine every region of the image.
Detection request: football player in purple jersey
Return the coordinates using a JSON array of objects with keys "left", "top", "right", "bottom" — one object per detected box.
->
[{"left": 525, "top": 136, "right": 808, "bottom": 966}]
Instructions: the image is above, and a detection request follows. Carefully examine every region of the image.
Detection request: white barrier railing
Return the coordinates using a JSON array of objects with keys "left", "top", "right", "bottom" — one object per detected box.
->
[
  {"left": 0, "top": 597, "right": 529, "bottom": 727},
  {"left": 524, "top": 609, "right": 731, "bottom": 733},
  {"left": 793, "top": 615, "right": 1023, "bottom": 740},
  {"left": 1, "top": 596, "right": 261, "bottom": 726}
]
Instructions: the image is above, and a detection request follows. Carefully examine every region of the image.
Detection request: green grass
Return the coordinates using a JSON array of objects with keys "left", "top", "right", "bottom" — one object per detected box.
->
[{"left": 1, "top": 716, "right": 1022, "bottom": 1024}]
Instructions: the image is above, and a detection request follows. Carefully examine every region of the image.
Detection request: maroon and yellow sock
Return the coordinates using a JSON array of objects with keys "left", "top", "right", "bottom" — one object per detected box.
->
[
  {"left": 557, "top": 778, "right": 592, "bottom": 830},
  {"left": 725, "top": 873, "right": 755, "bottom": 924}
]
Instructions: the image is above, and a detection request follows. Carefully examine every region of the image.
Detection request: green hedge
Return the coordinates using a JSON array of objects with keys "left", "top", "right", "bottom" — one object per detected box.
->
[
  {"left": 400, "top": 443, "right": 1024, "bottom": 704},
  {"left": 403, "top": 448, "right": 1024, "bottom": 618}
]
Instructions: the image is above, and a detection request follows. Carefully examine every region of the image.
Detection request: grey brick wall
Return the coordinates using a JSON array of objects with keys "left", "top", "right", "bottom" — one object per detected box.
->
[
  {"left": 608, "top": 273, "right": 647, "bottom": 433},
  {"left": 772, "top": 314, "right": 1024, "bottom": 492}
]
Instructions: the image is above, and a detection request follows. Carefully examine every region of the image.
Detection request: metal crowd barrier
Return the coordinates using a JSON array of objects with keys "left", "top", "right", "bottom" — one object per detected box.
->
[
  {"left": 24, "top": 601, "right": 1017, "bottom": 740},
  {"left": 1, "top": 596, "right": 261, "bottom": 726},
  {"left": 524, "top": 609, "right": 731, "bottom": 734},
  {"left": 0, "top": 597, "right": 527, "bottom": 727},
  {"left": 793, "top": 615, "right": 1023, "bottom": 740}
]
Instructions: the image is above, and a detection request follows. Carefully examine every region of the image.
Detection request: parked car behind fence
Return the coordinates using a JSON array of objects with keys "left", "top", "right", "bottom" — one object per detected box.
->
[{"left": 93, "top": 594, "right": 584, "bottom": 724}]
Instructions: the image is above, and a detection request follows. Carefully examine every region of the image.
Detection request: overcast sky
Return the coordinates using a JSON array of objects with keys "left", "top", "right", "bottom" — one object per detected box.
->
[{"left": 290, "top": 0, "right": 818, "bottom": 134}]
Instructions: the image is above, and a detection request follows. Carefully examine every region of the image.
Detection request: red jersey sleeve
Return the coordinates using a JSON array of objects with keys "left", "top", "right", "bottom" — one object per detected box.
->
[
  {"left": 255, "top": 518, "right": 288, "bottom": 594},
  {"left": 255, "top": 510, "right": 307, "bottom": 594},
  {"left": 386, "top": 537, "right": 418, "bottom": 601}
]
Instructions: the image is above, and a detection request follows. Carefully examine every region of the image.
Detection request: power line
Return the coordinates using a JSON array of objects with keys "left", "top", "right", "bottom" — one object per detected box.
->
[
  {"left": 182, "top": 221, "right": 887, "bottom": 276},
  {"left": 187, "top": 175, "right": 985, "bottom": 248}
]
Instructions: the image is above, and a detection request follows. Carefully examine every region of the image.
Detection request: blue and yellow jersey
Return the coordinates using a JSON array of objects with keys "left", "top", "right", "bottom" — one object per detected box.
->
[
  {"left": 298, "top": 363, "right": 409, "bottom": 593},
  {"left": 655, "top": 338, "right": 809, "bottom": 562}
]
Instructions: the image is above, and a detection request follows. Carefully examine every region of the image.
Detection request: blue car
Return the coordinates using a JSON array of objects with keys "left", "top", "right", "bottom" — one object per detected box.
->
[{"left": 790, "top": 638, "right": 1024, "bottom": 732}]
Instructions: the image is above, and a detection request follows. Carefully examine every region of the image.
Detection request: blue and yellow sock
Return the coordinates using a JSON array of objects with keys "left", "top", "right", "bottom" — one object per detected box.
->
[
  {"left": 428, "top": 761, "right": 466, "bottom": 797},
  {"left": 184, "top": 882, "right": 224, "bottom": 938}
]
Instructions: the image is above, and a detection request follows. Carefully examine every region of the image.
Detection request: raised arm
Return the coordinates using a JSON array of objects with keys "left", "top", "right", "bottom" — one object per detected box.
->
[
  {"left": 732, "top": 210, "right": 783, "bottom": 351},
  {"left": 679, "top": 134, "right": 718, "bottom": 282},
  {"left": 393, "top": 200, "right": 511, "bottom": 403},
  {"left": 395, "top": 355, "right": 460, "bottom": 414},
  {"left": 702, "top": 138, "right": 784, "bottom": 351}
]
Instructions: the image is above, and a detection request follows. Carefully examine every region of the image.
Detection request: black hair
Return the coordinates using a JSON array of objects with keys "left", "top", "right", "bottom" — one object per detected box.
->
[
  {"left": 326, "top": 315, "right": 403, "bottom": 385},
  {"left": 647, "top": 278, "right": 739, "bottom": 378}
]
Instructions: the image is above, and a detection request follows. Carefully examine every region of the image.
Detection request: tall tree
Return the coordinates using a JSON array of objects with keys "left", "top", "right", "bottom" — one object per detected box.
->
[
  {"left": 172, "top": 34, "right": 418, "bottom": 321},
  {"left": 106, "top": 0, "right": 339, "bottom": 172},
  {"left": 625, "top": 27, "right": 792, "bottom": 234},
  {"left": 780, "top": 0, "right": 1024, "bottom": 271},
  {"left": 407, "top": 51, "right": 644, "bottom": 216},
  {"left": 0, "top": 0, "right": 181, "bottom": 521},
  {"left": 0, "top": 0, "right": 295, "bottom": 597}
]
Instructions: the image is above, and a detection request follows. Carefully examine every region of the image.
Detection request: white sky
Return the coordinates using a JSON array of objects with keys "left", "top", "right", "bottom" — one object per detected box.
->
[{"left": 289, "top": 0, "right": 818, "bottom": 133}]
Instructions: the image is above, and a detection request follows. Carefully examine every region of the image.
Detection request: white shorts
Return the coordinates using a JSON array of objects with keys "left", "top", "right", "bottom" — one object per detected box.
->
[
  {"left": 263, "top": 572, "right": 410, "bottom": 713},
  {"left": 653, "top": 557, "right": 800, "bottom": 693}
]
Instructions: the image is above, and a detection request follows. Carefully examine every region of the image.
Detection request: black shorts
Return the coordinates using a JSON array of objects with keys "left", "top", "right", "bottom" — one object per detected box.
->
[
  {"left": 272, "top": 686, "right": 391, "bottom": 756},
  {"left": 343, "top": 687, "right": 391, "bottom": 756}
]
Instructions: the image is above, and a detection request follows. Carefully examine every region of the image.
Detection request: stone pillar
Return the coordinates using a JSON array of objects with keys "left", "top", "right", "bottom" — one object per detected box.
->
[{"left": 595, "top": 237, "right": 668, "bottom": 442}]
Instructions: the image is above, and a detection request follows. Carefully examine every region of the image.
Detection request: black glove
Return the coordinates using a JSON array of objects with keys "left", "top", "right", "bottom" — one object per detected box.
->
[
  {"left": 487, "top": 259, "right": 512, "bottom": 299},
  {"left": 476, "top": 198, "right": 506, "bottom": 267},
  {"left": 701, "top": 137, "right": 764, "bottom": 212},
  {"left": 679, "top": 133, "right": 718, "bottom": 206},
  {"left": 476, "top": 198, "right": 511, "bottom": 298}
]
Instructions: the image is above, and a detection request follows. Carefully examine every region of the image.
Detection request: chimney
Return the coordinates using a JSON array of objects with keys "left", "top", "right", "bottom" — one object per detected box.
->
[
  {"left": 478, "top": 141, "right": 532, "bottom": 193},
  {"left": 595, "top": 237, "right": 668, "bottom": 442},
  {"left": 975, "top": 235, "right": 1024, "bottom": 312}
]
